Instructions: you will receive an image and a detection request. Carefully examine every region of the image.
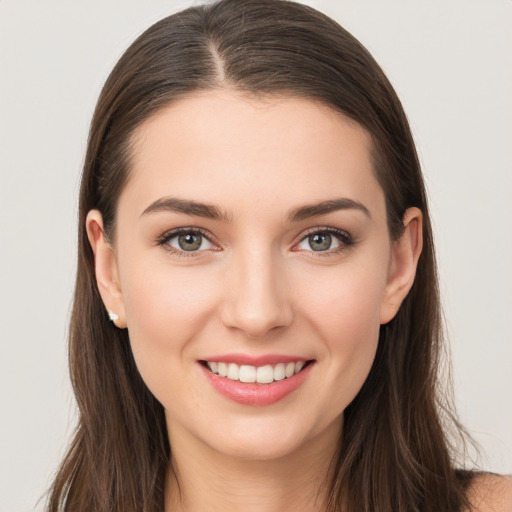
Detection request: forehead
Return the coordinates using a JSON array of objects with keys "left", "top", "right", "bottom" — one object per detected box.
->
[{"left": 123, "top": 89, "right": 382, "bottom": 218}]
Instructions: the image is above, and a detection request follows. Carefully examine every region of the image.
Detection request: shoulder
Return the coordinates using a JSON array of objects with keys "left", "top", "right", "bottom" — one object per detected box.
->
[{"left": 465, "top": 473, "right": 512, "bottom": 512}]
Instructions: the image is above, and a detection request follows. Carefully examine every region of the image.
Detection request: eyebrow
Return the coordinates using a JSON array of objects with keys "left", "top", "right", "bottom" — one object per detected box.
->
[
  {"left": 141, "top": 197, "right": 231, "bottom": 221},
  {"left": 287, "top": 198, "right": 371, "bottom": 222},
  {"left": 140, "top": 196, "right": 370, "bottom": 222}
]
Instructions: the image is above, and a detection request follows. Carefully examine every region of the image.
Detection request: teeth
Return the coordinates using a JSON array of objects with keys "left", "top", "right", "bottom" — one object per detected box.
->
[
  {"left": 256, "top": 365, "right": 274, "bottom": 384},
  {"left": 206, "top": 360, "right": 308, "bottom": 384},
  {"left": 239, "top": 365, "right": 256, "bottom": 383},
  {"left": 227, "top": 363, "right": 239, "bottom": 380},
  {"left": 274, "top": 363, "right": 286, "bottom": 381},
  {"left": 217, "top": 362, "right": 227, "bottom": 377}
]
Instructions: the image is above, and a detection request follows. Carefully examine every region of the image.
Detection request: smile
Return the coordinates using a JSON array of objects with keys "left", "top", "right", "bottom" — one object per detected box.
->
[
  {"left": 205, "top": 361, "right": 306, "bottom": 384},
  {"left": 200, "top": 358, "right": 315, "bottom": 406}
]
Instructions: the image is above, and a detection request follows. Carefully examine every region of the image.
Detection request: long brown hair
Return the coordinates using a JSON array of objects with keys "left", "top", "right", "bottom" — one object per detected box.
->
[{"left": 47, "top": 1, "right": 475, "bottom": 510}]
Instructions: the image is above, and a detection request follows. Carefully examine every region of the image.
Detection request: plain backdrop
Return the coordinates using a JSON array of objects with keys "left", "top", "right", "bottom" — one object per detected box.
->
[{"left": 0, "top": 1, "right": 511, "bottom": 511}]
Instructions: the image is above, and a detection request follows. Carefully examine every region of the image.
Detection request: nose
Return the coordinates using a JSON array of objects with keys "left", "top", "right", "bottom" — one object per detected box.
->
[{"left": 220, "top": 247, "right": 293, "bottom": 338}]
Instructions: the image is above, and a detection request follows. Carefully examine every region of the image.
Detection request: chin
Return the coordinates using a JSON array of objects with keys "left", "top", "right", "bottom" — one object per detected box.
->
[
  {"left": 200, "top": 412, "right": 341, "bottom": 462},
  {"left": 209, "top": 432, "right": 307, "bottom": 461}
]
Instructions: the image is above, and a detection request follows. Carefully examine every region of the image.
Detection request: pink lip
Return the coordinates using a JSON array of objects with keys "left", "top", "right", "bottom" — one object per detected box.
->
[{"left": 200, "top": 360, "right": 314, "bottom": 406}]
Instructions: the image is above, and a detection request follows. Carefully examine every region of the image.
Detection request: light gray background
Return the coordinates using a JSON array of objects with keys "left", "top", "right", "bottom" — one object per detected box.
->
[{"left": 1, "top": 1, "right": 511, "bottom": 511}]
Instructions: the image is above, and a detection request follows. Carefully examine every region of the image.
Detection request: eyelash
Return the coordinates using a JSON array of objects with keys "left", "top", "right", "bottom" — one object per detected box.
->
[
  {"left": 156, "top": 226, "right": 354, "bottom": 258},
  {"left": 295, "top": 227, "right": 354, "bottom": 257},
  {"left": 156, "top": 227, "right": 216, "bottom": 258}
]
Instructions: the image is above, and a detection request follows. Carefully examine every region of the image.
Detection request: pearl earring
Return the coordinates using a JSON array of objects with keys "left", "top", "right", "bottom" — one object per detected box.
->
[{"left": 108, "top": 311, "right": 119, "bottom": 322}]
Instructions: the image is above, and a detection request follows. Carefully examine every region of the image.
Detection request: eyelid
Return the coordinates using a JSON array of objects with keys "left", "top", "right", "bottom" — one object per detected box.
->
[
  {"left": 292, "top": 226, "right": 354, "bottom": 253},
  {"left": 156, "top": 227, "right": 220, "bottom": 257},
  {"left": 156, "top": 225, "right": 354, "bottom": 258}
]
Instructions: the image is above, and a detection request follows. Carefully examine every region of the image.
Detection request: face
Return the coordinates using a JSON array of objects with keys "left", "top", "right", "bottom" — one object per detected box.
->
[{"left": 88, "top": 90, "right": 421, "bottom": 461}]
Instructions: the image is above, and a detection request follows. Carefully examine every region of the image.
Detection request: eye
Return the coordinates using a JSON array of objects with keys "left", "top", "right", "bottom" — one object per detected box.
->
[
  {"left": 160, "top": 229, "right": 214, "bottom": 253},
  {"left": 295, "top": 228, "right": 352, "bottom": 253}
]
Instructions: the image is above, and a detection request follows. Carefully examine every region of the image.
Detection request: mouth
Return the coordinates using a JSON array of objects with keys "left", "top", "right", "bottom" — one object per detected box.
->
[
  {"left": 201, "top": 360, "right": 313, "bottom": 385},
  {"left": 199, "top": 358, "right": 315, "bottom": 406}
]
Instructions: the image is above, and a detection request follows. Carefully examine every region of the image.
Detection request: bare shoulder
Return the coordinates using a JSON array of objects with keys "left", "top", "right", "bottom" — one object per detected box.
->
[{"left": 466, "top": 473, "right": 512, "bottom": 512}]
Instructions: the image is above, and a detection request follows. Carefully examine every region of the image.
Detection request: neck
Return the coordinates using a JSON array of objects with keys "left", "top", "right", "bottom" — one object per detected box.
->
[{"left": 164, "top": 417, "right": 342, "bottom": 512}]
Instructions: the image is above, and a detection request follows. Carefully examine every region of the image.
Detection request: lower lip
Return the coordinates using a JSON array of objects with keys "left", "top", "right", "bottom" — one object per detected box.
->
[{"left": 200, "top": 362, "right": 314, "bottom": 406}]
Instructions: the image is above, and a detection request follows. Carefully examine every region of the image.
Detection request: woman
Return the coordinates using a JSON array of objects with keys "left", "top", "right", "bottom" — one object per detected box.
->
[{"left": 46, "top": 0, "right": 511, "bottom": 510}]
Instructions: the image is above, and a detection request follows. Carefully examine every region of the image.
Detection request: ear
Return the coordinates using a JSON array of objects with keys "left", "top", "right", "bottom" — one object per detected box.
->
[
  {"left": 379, "top": 207, "right": 423, "bottom": 325},
  {"left": 86, "top": 210, "right": 127, "bottom": 328}
]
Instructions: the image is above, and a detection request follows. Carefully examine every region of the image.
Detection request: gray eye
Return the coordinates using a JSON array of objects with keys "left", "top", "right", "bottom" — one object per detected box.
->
[
  {"left": 296, "top": 231, "right": 343, "bottom": 252},
  {"left": 308, "top": 233, "right": 332, "bottom": 251},
  {"left": 168, "top": 232, "right": 213, "bottom": 252},
  {"left": 178, "top": 233, "right": 202, "bottom": 251}
]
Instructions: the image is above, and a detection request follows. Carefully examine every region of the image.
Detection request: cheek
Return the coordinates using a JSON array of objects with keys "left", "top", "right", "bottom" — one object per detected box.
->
[
  {"left": 123, "top": 261, "right": 220, "bottom": 330},
  {"left": 299, "top": 260, "right": 387, "bottom": 338},
  {"left": 119, "top": 262, "right": 220, "bottom": 397},
  {"left": 296, "top": 263, "right": 386, "bottom": 403}
]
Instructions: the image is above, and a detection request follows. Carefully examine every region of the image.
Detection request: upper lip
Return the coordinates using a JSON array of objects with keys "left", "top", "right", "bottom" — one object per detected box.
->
[{"left": 200, "top": 353, "right": 313, "bottom": 366}]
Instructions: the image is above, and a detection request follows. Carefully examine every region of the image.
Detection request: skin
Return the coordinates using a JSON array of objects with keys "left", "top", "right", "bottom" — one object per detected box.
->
[
  {"left": 465, "top": 474, "right": 512, "bottom": 512},
  {"left": 87, "top": 90, "right": 425, "bottom": 511}
]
